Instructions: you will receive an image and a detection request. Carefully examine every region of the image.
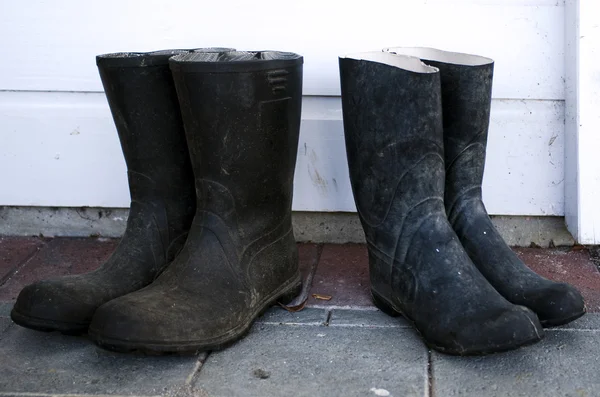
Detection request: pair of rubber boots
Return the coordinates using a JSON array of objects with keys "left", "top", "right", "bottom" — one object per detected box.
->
[
  {"left": 339, "top": 48, "right": 585, "bottom": 355},
  {"left": 11, "top": 46, "right": 585, "bottom": 356},
  {"left": 11, "top": 48, "right": 304, "bottom": 353}
]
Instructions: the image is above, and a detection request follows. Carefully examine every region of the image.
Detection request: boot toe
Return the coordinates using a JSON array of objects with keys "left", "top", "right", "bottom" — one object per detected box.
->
[
  {"left": 88, "top": 297, "right": 155, "bottom": 351},
  {"left": 431, "top": 306, "right": 543, "bottom": 355},
  {"left": 90, "top": 293, "right": 174, "bottom": 350},
  {"left": 526, "top": 282, "right": 585, "bottom": 327},
  {"left": 11, "top": 278, "right": 97, "bottom": 332},
  {"left": 89, "top": 288, "right": 240, "bottom": 353}
]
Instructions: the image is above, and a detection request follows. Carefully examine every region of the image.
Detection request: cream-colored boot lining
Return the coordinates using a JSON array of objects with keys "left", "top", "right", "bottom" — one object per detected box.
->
[
  {"left": 383, "top": 47, "right": 492, "bottom": 66},
  {"left": 340, "top": 51, "right": 438, "bottom": 73}
]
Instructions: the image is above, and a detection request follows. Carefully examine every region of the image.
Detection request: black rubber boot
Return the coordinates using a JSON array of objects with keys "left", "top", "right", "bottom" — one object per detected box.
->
[
  {"left": 88, "top": 51, "right": 304, "bottom": 353},
  {"left": 339, "top": 52, "right": 543, "bottom": 355},
  {"left": 384, "top": 47, "right": 586, "bottom": 327},
  {"left": 11, "top": 48, "right": 232, "bottom": 334}
]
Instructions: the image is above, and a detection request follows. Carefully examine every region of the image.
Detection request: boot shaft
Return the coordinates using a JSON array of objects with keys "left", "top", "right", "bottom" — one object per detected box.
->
[
  {"left": 339, "top": 52, "right": 445, "bottom": 240},
  {"left": 435, "top": 60, "right": 493, "bottom": 221},
  {"left": 96, "top": 48, "right": 232, "bottom": 236},
  {"left": 169, "top": 51, "right": 303, "bottom": 239},
  {"left": 96, "top": 49, "right": 233, "bottom": 201},
  {"left": 97, "top": 49, "right": 196, "bottom": 205},
  {"left": 384, "top": 48, "right": 494, "bottom": 218}
]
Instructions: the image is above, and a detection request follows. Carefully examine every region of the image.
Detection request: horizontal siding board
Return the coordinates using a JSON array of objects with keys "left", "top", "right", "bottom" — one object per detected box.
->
[
  {"left": 0, "top": 93, "right": 564, "bottom": 215},
  {"left": 0, "top": 0, "right": 563, "bottom": 99}
]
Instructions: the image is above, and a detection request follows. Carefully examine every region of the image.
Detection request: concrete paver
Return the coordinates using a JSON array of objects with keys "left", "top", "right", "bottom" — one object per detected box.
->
[
  {"left": 432, "top": 325, "right": 600, "bottom": 397},
  {"left": 0, "top": 324, "right": 200, "bottom": 395},
  {"left": 0, "top": 307, "right": 599, "bottom": 396},
  {"left": 256, "top": 307, "right": 328, "bottom": 325},
  {"left": 0, "top": 241, "right": 599, "bottom": 397},
  {"left": 0, "top": 317, "right": 11, "bottom": 335},
  {"left": 196, "top": 319, "right": 428, "bottom": 397},
  {"left": 556, "top": 312, "right": 600, "bottom": 330},
  {"left": 0, "top": 303, "right": 12, "bottom": 317}
]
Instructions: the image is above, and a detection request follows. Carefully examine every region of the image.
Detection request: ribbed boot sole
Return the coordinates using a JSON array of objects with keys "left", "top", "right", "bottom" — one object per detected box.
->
[
  {"left": 10, "top": 309, "right": 88, "bottom": 335},
  {"left": 89, "top": 275, "right": 302, "bottom": 355}
]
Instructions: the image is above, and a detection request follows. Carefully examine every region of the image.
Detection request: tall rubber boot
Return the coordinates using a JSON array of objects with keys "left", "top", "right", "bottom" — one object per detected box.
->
[
  {"left": 88, "top": 51, "right": 304, "bottom": 353},
  {"left": 11, "top": 48, "right": 232, "bottom": 333},
  {"left": 384, "top": 47, "right": 585, "bottom": 327},
  {"left": 339, "top": 52, "right": 543, "bottom": 355}
]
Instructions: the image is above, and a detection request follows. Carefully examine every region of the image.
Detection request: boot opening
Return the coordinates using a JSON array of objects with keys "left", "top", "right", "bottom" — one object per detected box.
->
[
  {"left": 260, "top": 51, "right": 303, "bottom": 61},
  {"left": 340, "top": 51, "right": 437, "bottom": 73},
  {"left": 98, "top": 52, "right": 145, "bottom": 59},
  {"left": 190, "top": 47, "right": 235, "bottom": 53},
  {"left": 97, "top": 50, "right": 190, "bottom": 67},
  {"left": 383, "top": 47, "right": 493, "bottom": 66},
  {"left": 146, "top": 49, "right": 190, "bottom": 57},
  {"left": 171, "top": 51, "right": 302, "bottom": 63}
]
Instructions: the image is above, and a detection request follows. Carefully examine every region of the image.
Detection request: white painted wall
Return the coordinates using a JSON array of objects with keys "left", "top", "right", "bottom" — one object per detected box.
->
[
  {"left": 0, "top": 0, "right": 564, "bottom": 99},
  {"left": 0, "top": 0, "right": 569, "bottom": 216}
]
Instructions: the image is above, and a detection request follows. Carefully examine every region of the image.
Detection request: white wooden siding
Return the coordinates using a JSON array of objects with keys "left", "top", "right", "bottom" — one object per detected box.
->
[{"left": 0, "top": 0, "right": 567, "bottom": 216}]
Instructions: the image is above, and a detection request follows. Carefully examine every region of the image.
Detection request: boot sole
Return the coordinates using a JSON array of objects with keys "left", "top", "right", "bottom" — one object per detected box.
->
[
  {"left": 89, "top": 275, "right": 302, "bottom": 355},
  {"left": 371, "top": 289, "right": 543, "bottom": 356},
  {"left": 10, "top": 309, "right": 88, "bottom": 335},
  {"left": 540, "top": 310, "right": 586, "bottom": 328}
]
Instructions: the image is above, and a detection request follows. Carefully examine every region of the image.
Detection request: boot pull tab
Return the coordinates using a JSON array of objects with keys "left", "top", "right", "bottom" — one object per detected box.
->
[{"left": 267, "top": 69, "right": 289, "bottom": 94}]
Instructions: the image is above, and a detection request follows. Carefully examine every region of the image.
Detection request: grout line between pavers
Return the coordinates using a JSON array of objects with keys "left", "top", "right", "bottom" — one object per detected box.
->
[
  {"left": 327, "top": 323, "right": 409, "bottom": 328},
  {"left": 185, "top": 352, "right": 209, "bottom": 386},
  {"left": 426, "top": 350, "right": 434, "bottom": 397},
  {"left": 256, "top": 321, "right": 325, "bottom": 327},
  {"left": 0, "top": 393, "right": 160, "bottom": 397},
  {"left": 306, "top": 304, "right": 379, "bottom": 311},
  {"left": 547, "top": 328, "right": 600, "bottom": 332},
  {"left": 284, "top": 243, "right": 323, "bottom": 308},
  {"left": 0, "top": 240, "right": 46, "bottom": 287},
  {"left": 258, "top": 320, "right": 408, "bottom": 328}
]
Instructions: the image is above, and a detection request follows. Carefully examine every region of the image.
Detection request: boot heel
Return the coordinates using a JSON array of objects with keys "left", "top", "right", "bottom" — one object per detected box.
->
[{"left": 372, "top": 290, "right": 401, "bottom": 317}]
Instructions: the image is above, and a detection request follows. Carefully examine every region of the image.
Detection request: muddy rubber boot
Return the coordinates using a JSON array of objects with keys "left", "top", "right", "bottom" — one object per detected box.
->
[
  {"left": 88, "top": 51, "right": 303, "bottom": 353},
  {"left": 339, "top": 52, "right": 543, "bottom": 355},
  {"left": 384, "top": 47, "right": 585, "bottom": 327},
  {"left": 11, "top": 48, "right": 232, "bottom": 333}
]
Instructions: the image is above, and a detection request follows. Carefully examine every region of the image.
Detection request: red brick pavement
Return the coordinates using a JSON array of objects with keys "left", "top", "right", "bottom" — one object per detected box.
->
[{"left": 0, "top": 238, "right": 598, "bottom": 312}]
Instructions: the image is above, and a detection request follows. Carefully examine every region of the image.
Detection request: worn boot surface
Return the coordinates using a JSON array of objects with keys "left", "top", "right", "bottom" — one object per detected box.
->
[
  {"left": 339, "top": 52, "right": 543, "bottom": 355},
  {"left": 89, "top": 51, "right": 304, "bottom": 353},
  {"left": 385, "top": 47, "right": 585, "bottom": 327},
  {"left": 11, "top": 48, "right": 231, "bottom": 333}
]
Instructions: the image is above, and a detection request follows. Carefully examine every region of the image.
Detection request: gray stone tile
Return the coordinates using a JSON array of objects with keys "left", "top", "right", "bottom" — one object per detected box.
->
[
  {"left": 0, "top": 326, "right": 200, "bottom": 394},
  {"left": 255, "top": 307, "right": 327, "bottom": 325},
  {"left": 0, "top": 303, "right": 12, "bottom": 317},
  {"left": 433, "top": 330, "right": 600, "bottom": 396},
  {"left": 329, "top": 309, "right": 410, "bottom": 328},
  {"left": 196, "top": 323, "right": 428, "bottom": 397},
  {"left": 0, "top": 317, "right": 12, "bottom": 335},
  {"left": 555, "top": 313, "right": 600, "bottom": 330}
]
